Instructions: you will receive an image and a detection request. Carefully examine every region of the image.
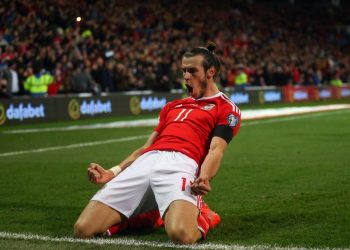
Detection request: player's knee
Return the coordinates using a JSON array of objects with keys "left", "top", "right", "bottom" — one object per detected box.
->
[
  {"left": 74, "top": 220, "right": 95, "bottom": 239},
  {"left": 166, "top": 224, "right": 198, "bottom": 244}
]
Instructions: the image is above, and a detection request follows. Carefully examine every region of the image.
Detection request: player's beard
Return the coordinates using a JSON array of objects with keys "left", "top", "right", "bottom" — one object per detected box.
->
[{"left": 195, "top": 76, "right": 208, "bottom": 100}]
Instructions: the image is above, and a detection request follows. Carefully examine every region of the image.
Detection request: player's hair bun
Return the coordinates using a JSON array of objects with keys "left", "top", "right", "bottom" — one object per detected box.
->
[{"left": 206, "top": 42, "right": 216, "bottom": 53}]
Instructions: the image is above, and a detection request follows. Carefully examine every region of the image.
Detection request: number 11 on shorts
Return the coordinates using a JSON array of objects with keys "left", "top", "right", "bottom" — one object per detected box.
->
[{"left": 181, "top": 177, "right": 193, "bottom": 191}]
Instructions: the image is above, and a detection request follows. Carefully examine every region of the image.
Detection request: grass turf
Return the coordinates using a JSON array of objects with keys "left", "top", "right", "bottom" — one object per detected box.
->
[{"left": 0, "top": 101, "right": 349, "bottom": 249}]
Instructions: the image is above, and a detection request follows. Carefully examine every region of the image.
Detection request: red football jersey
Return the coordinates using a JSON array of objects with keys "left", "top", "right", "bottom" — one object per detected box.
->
[{"left": 143, "top": 92, "right": 241, "bottom": 165}]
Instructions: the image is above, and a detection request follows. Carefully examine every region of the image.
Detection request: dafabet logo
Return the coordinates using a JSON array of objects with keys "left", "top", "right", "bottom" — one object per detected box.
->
[
  {"left": 0, "top": 102, "right": 46, "bottom": 125},
  {"left": 68, "top": 99, "right": 112, "bottom": 120}
]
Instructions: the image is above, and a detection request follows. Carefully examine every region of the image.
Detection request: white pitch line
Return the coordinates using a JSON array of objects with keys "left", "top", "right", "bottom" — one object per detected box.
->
[
  {"left": 0, "top": 232, "right": 348, "bottom": 250},
  {"left": 243, "top": 109, "right": 350, "bottom": 127},
  {"left": 0, "top": 135, "right": 149, "bottom": 158},
  {"left": 2, "top": 119, "right": 159, "bottom": 134},
  {"left": 1, "top": 108, "right": 349, "bottom": 158},
  {"left": 241, "top": 104, "right": 350, "bottom": 120}
]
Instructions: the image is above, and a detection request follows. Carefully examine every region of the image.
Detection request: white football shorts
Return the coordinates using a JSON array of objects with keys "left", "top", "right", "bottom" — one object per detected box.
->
[{"left": 91, "top": 150, "right": 200, "bottom": 218}]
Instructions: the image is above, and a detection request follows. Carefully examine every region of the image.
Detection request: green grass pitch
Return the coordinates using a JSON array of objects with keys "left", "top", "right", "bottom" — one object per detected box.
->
[{"left": 0, "top": 101, "right": 349, "bottom": 249}]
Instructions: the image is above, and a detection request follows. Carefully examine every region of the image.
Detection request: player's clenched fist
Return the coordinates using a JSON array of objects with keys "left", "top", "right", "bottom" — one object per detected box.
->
[
  {"left": 88, "top": 163, "right": 115, "bottom": 184},
  {"left": 190, "top": 176, "right": 212, "bottom": 196}
]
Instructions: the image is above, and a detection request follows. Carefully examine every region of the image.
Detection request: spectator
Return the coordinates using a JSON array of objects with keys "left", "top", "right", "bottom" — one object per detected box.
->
[
  {"left": 0, "top": 0, "right": 349, "bottom": 94},
  {"left": 234, "top": 64, "right": 248, "bottom": 91},
  {"left": 0, "top": 67, "right": 11, "bottom": 98},
  {"left": 23, "top": 62, "right": 54, "bottom": 97},
  {"left": 100, "top": 60, "right": 115, "bottom": 93},
  {"left": 90, "top": 57, "right": 104, "bottom": 90},
  {"left": 47, "top": 62, "right": 65, "bottom": 96},
  {"left": 330, "top": 72, "right": 343, "bottom": 87},
  {"left": 8, "top": 61, "right": 19, "bottom": 95},
  {"left": 70, "top": 64, "right": 100, "bottom": 94}
]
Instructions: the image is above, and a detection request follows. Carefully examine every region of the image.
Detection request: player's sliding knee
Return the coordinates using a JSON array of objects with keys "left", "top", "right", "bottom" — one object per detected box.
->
[
  {"left": 74, "top": 221, "right": 95, "bottom": 239},
  {"left": 167, "top": 224, "right": 198, "bottom": 244}
]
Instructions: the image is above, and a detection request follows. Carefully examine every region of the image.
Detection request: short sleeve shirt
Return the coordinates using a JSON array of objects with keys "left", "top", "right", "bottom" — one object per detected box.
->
[{"left": 143, "top": 92, "right": 241, "bottom": 164}]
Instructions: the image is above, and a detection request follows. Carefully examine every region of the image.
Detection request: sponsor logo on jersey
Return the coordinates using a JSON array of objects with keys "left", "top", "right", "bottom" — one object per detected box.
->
[
  {"left": 201, "top": 104, "right": 215, "bottom": 110},
  {"left": 227, "top": 114, "right": 239, "bottom": 127}
]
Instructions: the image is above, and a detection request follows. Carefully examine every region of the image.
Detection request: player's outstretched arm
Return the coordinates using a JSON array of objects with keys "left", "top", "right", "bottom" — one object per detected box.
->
[{"left": 191, "top": 136, "right": 228, "bottom": 196}]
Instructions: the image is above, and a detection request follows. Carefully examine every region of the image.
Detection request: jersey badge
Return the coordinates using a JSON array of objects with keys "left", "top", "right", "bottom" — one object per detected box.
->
[
  {"left": 201, "top": 104, "right": 215, "bottom": 110},
  {"left": 227, "top": 114, "right": 239, "bottom": 127}
]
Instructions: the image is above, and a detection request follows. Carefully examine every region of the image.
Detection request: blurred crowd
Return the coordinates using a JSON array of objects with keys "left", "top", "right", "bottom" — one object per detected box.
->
[{"left": 1, "top": 0, "right": 350, "bottom": 98}]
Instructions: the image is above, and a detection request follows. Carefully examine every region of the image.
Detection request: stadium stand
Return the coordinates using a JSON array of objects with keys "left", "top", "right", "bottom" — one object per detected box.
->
[{"left": 0, "top": 0, "right": 349, "bottom": 97}]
